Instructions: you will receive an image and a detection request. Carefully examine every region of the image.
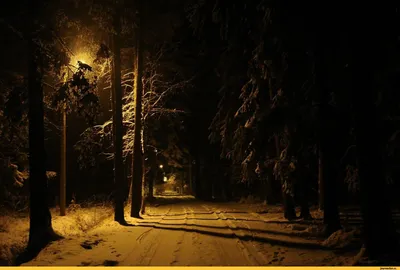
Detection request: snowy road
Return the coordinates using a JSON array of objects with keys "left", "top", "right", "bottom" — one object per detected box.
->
[{"left": 22, "top": 196, "right": 356, "bottom": 266}]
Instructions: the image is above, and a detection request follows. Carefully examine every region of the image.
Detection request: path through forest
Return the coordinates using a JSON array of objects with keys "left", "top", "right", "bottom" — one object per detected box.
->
[{"left": 22, "top": 196, "right": 360, "bottom": 266}]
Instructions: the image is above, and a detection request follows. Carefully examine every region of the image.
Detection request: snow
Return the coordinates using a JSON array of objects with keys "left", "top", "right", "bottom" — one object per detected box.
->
[
  {"left": 322, "top": 229, "right": 361, "bottom": 249},
  {"left": 0, "top": 203, "right": 113, "bottom": 265},
  {"left": 1, "top": 196, "right": 360, "bottom": 266}
]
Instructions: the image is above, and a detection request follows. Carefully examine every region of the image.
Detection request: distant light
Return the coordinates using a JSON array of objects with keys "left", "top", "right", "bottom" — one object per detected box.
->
[
  {"left": 163, "top": 176, "right": 168, "bottom": 182},
  {"left": 159, "top": 165, "right": 163, "bottom": 169}
]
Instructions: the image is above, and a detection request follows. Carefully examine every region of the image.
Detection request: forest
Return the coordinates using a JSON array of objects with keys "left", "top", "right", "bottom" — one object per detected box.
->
[{"left": 0, "top": 0, "right": 399, "bottom": 266}]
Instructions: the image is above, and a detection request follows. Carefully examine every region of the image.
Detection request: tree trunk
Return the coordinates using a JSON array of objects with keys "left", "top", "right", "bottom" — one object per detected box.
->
[
  {"left": 263, "top": 171, "right": 275, "bottom": 204},
  {"left": 314, "top": 23, "right": 341, "bottom": 235},
  {"left": 148, "top": 164, "right": 154, "bottom": 200},
  {"left": 281, "top": 129, "right": 297, "bottom": 220},
  {"left": 19, "top": 2, "right": 62, "bottom": 263},
  {"left": 59, "top": 104, "right": 66, "bottom": 216},
  {"left": 130, "top": 0, "right": 144, "bottom": 218},
  {"left": 318, "top": 147, "right": 324, "bottom": 210},
  {"left": 282, "top": 188, "right": 296, "bottom": 220},
  {"left": 267, "top": 67, "right": 280, "bottom": 205},
  {"left": 350, "top": 7, "right": 398, "bottom": 259},
  {"left": 111, "top": 0, "right": 125, "bottom": 223},
  {"left": 124, "top": 154, "right": 132, "bottom": 202},
  {"left": 188, "top": 156, "right": 193, "bottom": 194},
  {"left": 145, "top": 146, "right": 155, "bottom": 201},
  {"left": 297, "top": 164, "right": 312, "bottom": 219},
  {"left": 316, "top": 72, "right": 342, "bottom": 236},
  {"left": 140, "top": 129, "right": 146, "bottom": 215},
  {"left": 194, "top": 158, "right": 202, "bottom": 199}
]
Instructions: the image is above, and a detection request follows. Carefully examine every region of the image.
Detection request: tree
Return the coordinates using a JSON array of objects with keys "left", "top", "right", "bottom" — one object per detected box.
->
[
  {"left": 197, "top": 0, "right": 316, "bottom": 217},
  {"left": 17, "top": 0, "right": 62, "bottom": 263},
  {"left": 74, "top": 43, "right": 191, "bottom": 203},
  {"left": 130, "top": 0, "right": 145, "bottom": 218},
  {"left": 111, "top": 0, "right": 126, "bottom": 224},
  {"left": 315, "top": 32, "right": 341, "bottom": 235},
  {"left": 350, "top": 4, "right": 398, "bottom": 260}
]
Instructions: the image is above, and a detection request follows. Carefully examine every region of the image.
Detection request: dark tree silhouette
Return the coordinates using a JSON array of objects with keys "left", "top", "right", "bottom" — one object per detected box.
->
[
  {"left": 315, "top": 38, "right": 341, "bottom": 236},
  {"left": 17, "top": 0, "right": 62, "bottom": 264},
  {"left": 350, "top": 4, "right": 399, "bottom": 259},
  {"left": 111, "top": 0, "right": 126, "bottom": 224},
  {"left": 130, "top": 0, "right": 145, "bottom": 218}
]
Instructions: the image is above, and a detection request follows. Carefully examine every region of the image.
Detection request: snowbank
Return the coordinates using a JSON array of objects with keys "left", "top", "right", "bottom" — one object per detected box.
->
[
  {"left": 322, "top": 229, "right": 361, "bottom": 249},
  {"left": 0, "top": 204, "right": 113, "bottom": 265}
]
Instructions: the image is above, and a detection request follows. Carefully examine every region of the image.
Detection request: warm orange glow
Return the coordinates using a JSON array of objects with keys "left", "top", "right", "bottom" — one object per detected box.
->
[
  {"left": 159, "top": 165, "right": 163, "bottom": 169},
  {"left": 70, "top": 52, "right": 93, "bottom": 67}
]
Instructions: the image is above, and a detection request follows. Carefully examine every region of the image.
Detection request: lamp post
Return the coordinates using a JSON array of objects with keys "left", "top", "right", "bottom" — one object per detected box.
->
[
  {"left": 60, "top": 69, "right": 68, "bottom": 216},
  {"left": 60, "top": 57, "right": 89, "bottom": 216}
]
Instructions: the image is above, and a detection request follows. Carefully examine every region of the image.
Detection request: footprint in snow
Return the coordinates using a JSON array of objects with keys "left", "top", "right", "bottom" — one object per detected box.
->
[
  {"left": 102, "top": 260, "right": 119, "bottom": 266},
  {"left": 80, "top": 239, "right": 103, "bottom": 249}
]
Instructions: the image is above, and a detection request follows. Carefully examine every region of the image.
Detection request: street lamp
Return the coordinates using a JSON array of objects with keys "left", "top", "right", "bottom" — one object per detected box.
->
[{"left": 70, "top": 52, "right": 92, "bottom": 69}]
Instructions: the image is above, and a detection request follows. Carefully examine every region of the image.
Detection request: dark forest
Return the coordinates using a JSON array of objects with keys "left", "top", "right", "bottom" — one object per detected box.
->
[{"left": 0, "top": 0, "right": 399, "bottom": 266}]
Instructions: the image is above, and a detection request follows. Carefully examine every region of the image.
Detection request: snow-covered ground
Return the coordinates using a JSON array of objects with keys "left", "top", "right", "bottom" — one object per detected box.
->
[
  {"left": 0, "top": 202, "right": 114, "bottom": 265},
  {"left": 0, "top": 195, "right": 364, "bottom": 266}
]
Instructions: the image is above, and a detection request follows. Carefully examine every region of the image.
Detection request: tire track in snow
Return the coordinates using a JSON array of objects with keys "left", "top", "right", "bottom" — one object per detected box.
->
[
  {"left": 141, "top": 205, "right": 195, "bottom": 266},
  {"left": 121, "top": 207, "right": 172, "bottom": 265},
  {"left": 188, "top": 204, "right": 228, "bottom": 265},
  {"left": 200, "top": 204, "right": 261, "bottom": 266},
  {"left": 218, "top": 209, "right": 271, "bottom": 265},
  {"left": 182, "top": 204, "right": 224, "bottom": 265},
  {"left": 139, "top": 206, "right": 175, "bottom": 265},
  {"left": 169, "top": 206, "right": 189, "bottom": 265},
  {"left": 222, "top": 210, "right": 273, "bottom": 265}
]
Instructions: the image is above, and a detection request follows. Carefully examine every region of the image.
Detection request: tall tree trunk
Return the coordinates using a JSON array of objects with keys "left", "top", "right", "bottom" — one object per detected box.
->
[
  {"left": 143, "top": 146, "right": 155, "bottom": 202},
  {"left": 194, "top": 156, "right": 201, "bottom": 199},
  {"left": 188, "top": 156, "right": 193, "bottom": 194},
  {"left": 124, "top": 154, "right": 132, "bottom": 202},
  {"left": 266, "top": 69, "right": 279, "bottom": 205},
  {"left": 281, "top": 131, "right": 297, "bottom": 220},
  {"left": 315, "top": 41, "right": 341, "bottom": 236},
  {"left": 140, "top": 128, "right": 146, "bottom": 215},
  {"left": 59, "top": 103, "right": 66, "bottom": 216},
  {"left": 296, "top": 154, "right": 312, "bottom": 220},
  {"left": 111, "top": 0, "right": 125, "bottom": 223},
  {"left": 266, "top": 66, "right": 291, "bottom": 212},
  {"left": 350, "top": 6, "right": 398, "bottom": 259},
  {"left": 130, "top": 0, "right": 144, "bottom": 218},
  {"left": 19, "top": 1, "right": 62, "bottom": 262},
  {"left": 148, "top": 163, "right": 154, "bottom": 200},
  {"left": 318, "top": 147, "right": 324, "bottom": 210}
]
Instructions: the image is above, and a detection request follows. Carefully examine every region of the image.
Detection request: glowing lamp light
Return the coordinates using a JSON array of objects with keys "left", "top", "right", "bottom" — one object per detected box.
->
[
  {"left": 163, "top": 176, "right": 168, "bottom": 182},
  {"left": 159, "top": 165, "right": 163, "bottom": 169},
  {"left": 70, "top": 52, "right": 93, "bottom": 67}
]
